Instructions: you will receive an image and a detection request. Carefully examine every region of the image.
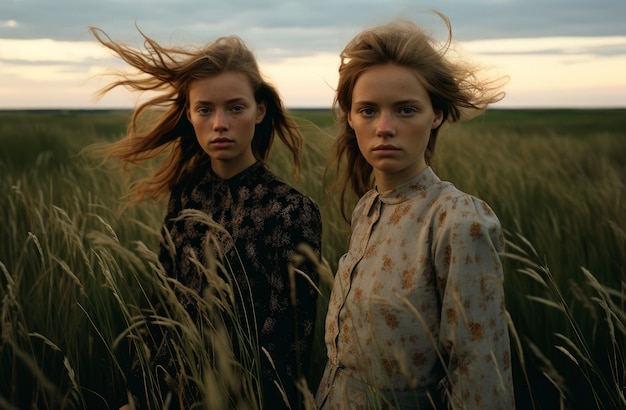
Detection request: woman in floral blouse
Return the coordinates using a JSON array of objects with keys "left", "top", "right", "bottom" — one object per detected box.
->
[
  {"left": 90, "top": 28, "right": 322, "bottom": 409},
  {"left": 316, "top": 11, "right": 514, "bottom": 410}
]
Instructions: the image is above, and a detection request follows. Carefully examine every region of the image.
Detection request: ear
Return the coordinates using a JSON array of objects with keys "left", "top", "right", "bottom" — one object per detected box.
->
[
  {"left": 256, "top": 102, "right": 267, "bottom": 124},
  {"left": 432, "top": 110, "right": 444, "bottom": 129},
  {"left": 347, "top": 110, "right": 353, "bottom": 129}
]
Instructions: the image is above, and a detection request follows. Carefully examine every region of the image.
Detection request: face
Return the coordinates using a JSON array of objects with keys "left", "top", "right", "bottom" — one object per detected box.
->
[
  {"left": 187, "top": 71, "right": 266, "bottom": 179},
  {"left": 348, "top": 63, "right": 443, "bottom": 191}
]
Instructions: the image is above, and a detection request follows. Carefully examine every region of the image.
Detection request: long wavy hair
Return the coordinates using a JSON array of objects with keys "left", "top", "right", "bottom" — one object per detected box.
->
[
  {"left": 89, "top": 27, "right": 302, "bottom": 207},
  {"left": 328, "top": 11, "right": 506, "bottom": 221}
]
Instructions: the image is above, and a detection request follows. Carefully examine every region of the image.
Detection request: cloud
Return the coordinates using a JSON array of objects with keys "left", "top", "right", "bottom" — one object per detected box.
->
[
  {"left": 1, "top": 35, "right": 624, "bottom": 109},
  {"left": 462, "top": 36, "right": 626, "bottom": 57},
  {"left": 0, "top": 38, "right": 112, "bottom": 63},
  {"left": 461, "top": 37, "right": 626, "bottom": 108},
  {"left": 1, "top": 0, "right": 625, "bottom": 108},
  {"left": 2, "top": 0, "right": 625, "bottom": 49},
  {"left": 1, "top": 19, "right": 18, "bottom": 28},
  {"left": 262, "top": 52, "right": 338, "bottom": 107}
]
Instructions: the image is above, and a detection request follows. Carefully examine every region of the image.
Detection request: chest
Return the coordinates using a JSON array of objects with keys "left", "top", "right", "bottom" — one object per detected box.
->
[{"left": 338, "top": 200, "right": 439, "bottom": 301}]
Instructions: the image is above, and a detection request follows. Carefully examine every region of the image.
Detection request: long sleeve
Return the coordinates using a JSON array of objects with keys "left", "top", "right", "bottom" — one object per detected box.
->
[
  {"left": 433, "top": 195, "right": 514, "bottom": 409},
  {"left": 317, "top": 167, "right": 514, "bottom": 410},
  {"left": 122, "top": 163, "right": 323, "bottom": 409},
  {"left": 256, "top": 194, "right": 322, "bottom": 409}
]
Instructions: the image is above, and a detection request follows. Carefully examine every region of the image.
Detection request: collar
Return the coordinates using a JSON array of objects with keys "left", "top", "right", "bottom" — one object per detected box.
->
[
  {"left": 205, "top": 161, "right": 266, "bottom": 185},
  {"left": 374, "top": 167, "right": 440, "bottom": 205}
]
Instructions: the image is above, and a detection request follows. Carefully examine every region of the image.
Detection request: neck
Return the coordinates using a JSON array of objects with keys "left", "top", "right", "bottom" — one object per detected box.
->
[
  {"left": 211, "top": 156, "right": 257, "bottom": 180},
  {"left": 374, "top": 164, "right": 427, "bottom": 192}
]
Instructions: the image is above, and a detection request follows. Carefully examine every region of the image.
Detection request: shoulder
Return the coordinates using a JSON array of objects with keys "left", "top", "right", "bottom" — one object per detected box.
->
[
  {"left": 168, "top": 166, "right": 212, "bottom": 207},
  {"left": 437, "top": 184, "right": 498, "bottom": 221},
  {"left": 432, "top": 184, "right": 503, "bottom": 245},
  {"left": 257, "top": 167, "right": 321, "bottom": 217},
  {"left": 349, "top": 189, "right": 378, "bottom": 224},
  {"left": 253, "top": 169, "right": 322, "bottom": 247}
]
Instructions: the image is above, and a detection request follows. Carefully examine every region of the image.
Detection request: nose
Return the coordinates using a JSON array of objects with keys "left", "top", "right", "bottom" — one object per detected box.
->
[
  {"left": 376, "top": 110, "right": 394, "bottom": 137},
  {"left": 212, "top": 109, "right": 229, "bottom": 131}
]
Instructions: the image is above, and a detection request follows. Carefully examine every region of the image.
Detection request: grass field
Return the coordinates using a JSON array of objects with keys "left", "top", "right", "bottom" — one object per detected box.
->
[{"left": 1, "top": 108, "right": 624, "bottom": 409}]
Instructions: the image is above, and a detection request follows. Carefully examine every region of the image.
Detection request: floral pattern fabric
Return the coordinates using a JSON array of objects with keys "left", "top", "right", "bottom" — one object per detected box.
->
[
  {"left": 127, "top": 161, "right": 322, "bottom": 409},
  {"left": 316, "top": 167, "right": 514, "bottom": 409}
]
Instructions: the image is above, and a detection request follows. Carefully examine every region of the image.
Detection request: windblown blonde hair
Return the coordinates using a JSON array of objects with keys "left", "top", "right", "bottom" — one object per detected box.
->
[
  {"left": 89, "top": 27, "right": 303, "bottom": 207},
  {"left": 329, "top": 11, "right": 506, "bottom": 220}
]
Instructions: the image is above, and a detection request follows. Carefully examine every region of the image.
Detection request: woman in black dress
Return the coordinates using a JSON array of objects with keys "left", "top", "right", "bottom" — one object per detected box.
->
[{"left": 90, "top": 28, "right": 322, "bottom": 410}]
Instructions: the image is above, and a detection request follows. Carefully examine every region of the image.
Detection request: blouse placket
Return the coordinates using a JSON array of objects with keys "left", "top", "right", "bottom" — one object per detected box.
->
[{"left": 324, "top": 192, "right": 382, "bottom": 386}]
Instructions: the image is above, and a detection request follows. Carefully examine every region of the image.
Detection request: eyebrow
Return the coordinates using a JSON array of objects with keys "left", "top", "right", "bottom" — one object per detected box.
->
[
  {"left": 191, "top": 97, "right": 249, "bottom": 107},
  {"left": 395, "top": 99, "right": 424, "bottom": 105},
  {"left": 352, "top": 98, "right": 424, "bottom": 106}
]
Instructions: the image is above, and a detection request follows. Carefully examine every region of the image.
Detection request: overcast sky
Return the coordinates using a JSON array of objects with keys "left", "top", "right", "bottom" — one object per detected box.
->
[{"left": 1, "top": 0, "right": 625, "bottom": 108}]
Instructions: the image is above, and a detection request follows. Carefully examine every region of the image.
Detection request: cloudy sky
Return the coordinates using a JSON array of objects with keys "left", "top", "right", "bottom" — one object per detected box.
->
[{"left": 1, "top": 0, "right": 625, "bottom": 109}]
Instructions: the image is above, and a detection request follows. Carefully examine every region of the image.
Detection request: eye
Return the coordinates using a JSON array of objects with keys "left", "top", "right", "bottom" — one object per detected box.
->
[
  {"left": 231, "top": 105, "right": 245, "bottom": 113},
  {"left": 359, "top": 107, "right": 376, "bottom": 117},
  {"left": 399, "top": 107, "right": 417, "bottom": 115},
  {"left": 196, "top": 107, "right": 211, "bottom": 116}
]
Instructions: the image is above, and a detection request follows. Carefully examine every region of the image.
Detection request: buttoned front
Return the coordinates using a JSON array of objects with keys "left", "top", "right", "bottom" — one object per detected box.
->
[{"left": 317, "top": 167, "right": 514, "bottom": 409}]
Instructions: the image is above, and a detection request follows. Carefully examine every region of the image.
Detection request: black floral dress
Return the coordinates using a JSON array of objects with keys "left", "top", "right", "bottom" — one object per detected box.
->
[{"left": 127, "top": 162, "right": 322, "bottom": 409}]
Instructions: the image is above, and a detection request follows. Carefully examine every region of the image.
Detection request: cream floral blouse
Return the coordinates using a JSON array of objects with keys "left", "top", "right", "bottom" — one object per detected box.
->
[{"left": 316, "top": 167, "right": 514, "bottom": 409}]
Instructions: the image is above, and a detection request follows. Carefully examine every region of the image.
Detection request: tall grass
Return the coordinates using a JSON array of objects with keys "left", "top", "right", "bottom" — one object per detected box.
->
[
  {"left": 434, "top": 110, "right": 626, "bottom": 409},
  {"left": 0, "top": 109, "right": 624, "bottom": 409}
]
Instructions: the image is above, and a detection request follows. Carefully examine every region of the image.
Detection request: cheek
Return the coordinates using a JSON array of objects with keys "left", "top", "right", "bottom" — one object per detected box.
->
[
  {"left": 191, "top": 124, "right": 205, "bottom": 142},
  {"left": 188, "top": 113, "right": 201, "bottom": 129},
  {"left": 354, "top": 132, "right": 368, "bottom": 154},
  {"left": 189, "top": 120, "right": 201, "bottom": 136},
  {"left": 188, "top": 118, "right": 208, "bottom": 143},
  {"left": 191, "top": 114, "right": 215, "bottom": 131},
  {"left": 349, "top": 117, "right": 366, "bottom": 138}
]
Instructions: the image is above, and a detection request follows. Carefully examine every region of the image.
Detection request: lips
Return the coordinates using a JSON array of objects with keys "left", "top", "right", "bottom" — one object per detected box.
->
[
  {"left": 373, "top": 144, "right": 400, "bottom": 151},
  {"left": 211, "top": 137, "right": 233, "bottom": 144},
  {"left": 209, "top": 137, "right": 235, "bottom": 149}
]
